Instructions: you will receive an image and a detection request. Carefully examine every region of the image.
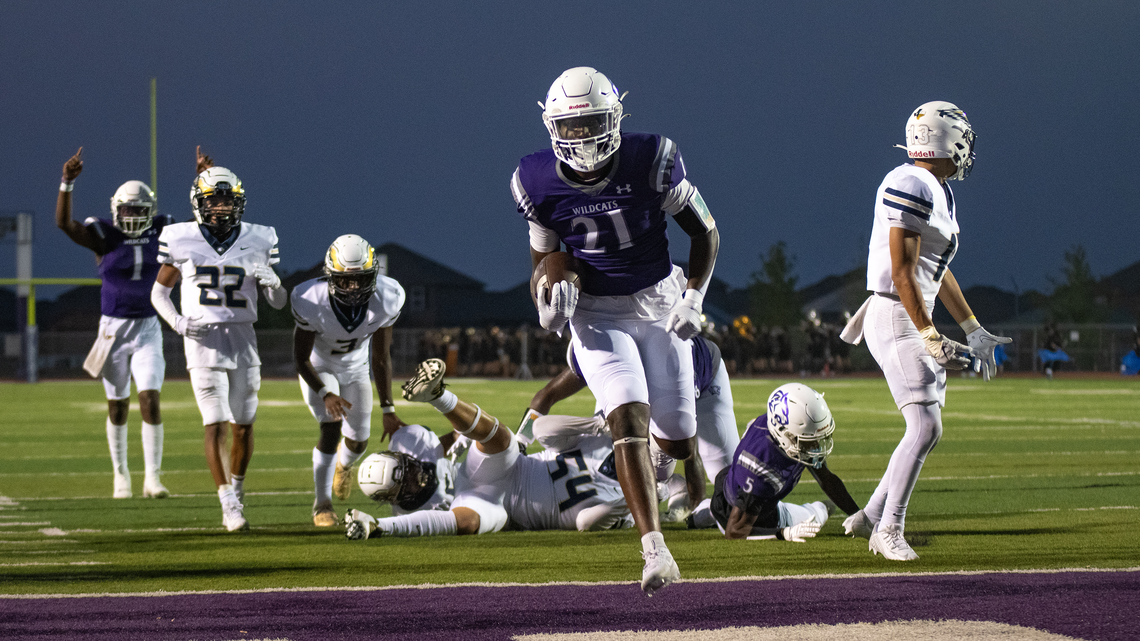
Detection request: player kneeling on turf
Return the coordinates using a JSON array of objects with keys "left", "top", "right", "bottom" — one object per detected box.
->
[
  {"left": 345, "top": 358, "right": 633, "bottom": 541},
  {"left": 688, "top": 383, "right": 861, "bottom": 542},
  {"left": 292, "top": 234, "right": 406, "bottom": 527}
]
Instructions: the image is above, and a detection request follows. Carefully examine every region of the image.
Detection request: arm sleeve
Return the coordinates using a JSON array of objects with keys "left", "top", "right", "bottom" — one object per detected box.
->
[
  {"left": 528, "top": 220, "right": 560, "bottom": 253},
  {"left": 151, "top": 282, "right": 181, "bottom": 329}
]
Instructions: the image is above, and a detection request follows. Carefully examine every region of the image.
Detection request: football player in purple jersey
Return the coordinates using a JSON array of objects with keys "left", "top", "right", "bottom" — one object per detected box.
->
[
  {"left": 702, "top": 383, "right": 859, "bottom": 542},
  {"left": 511, "top": 67, "right": 720, "bottom": 596},
  {"left": 55, "top": 147, "right": 171, "bottom": 500}
]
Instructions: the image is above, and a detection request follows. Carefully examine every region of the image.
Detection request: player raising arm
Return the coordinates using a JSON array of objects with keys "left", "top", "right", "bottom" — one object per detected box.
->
[
  {"left": 292, "top": 234, "right": 406, "bottom": 527},
  {"left": 150, "top": 157, "right": 285, "bottom": 531},
  {"left": 840, "top": 103, "right": 1011, "bottom": 560},
  {"left": 55, "top": 147, "right": 171, "bottom": 499}
]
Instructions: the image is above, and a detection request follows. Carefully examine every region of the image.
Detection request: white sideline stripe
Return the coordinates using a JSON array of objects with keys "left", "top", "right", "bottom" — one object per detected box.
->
[
  {"left": 0, "top": 467, "right": 311, "bottom": 478},
  {"left": 9, "top": 550, "right": 95, "bottom": 555},
  {"left": 1030, "top": 389, "right": 1140, "bottom": 395},
  {"left": 0, "top": 562, "right": 110, "bottom": 567},
  {"left": 0, "top": 522, "right": 51, "bottom": 526},
  {"left": 833, "top": 450, "right": 1140, "bottom": 459},
  {"left": 9, "top": 491, "right": 311, "bottom": 501},
  {"left": 2, "top": 449, "right": 315, "bottom": 462},
  {"left": 801, "top": 471, "right": 1139, "bottom": 484},
  {"left": 2, "top": 566, "right": 1137, "bottom": 600}
]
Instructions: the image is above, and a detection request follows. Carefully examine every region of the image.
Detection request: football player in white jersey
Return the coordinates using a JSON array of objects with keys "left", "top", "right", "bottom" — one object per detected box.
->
[
  {"left": 344, "top": 359, "right": 632, "bottom": 544},
  {"left": 840, "top": 102, "right": 1011, "bottom": 560},
  {"left": 292, "top": 234, "right": 406, "bottom": 527},
  {"left": 150, "top": 160, "right": 287, "bottom": 531}
]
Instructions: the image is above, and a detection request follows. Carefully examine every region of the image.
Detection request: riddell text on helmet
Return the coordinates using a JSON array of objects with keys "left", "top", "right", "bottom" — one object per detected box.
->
[{"left": 908, "top": 150, "right": 936, "bottom": 158}]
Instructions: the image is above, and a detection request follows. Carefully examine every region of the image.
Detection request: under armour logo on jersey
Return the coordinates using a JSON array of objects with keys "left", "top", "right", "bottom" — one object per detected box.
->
[{"left": 615, "top": 184, "right": 632, "bottom": 194}]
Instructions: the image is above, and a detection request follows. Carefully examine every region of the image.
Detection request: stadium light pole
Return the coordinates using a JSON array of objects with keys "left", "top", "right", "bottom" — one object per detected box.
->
[{"left": 150, "top": 78, "right": 158, "bottom": 200}]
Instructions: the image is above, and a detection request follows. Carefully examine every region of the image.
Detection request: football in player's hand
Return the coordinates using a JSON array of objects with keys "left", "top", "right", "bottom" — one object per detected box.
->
[{"left": 531, "top": 251, "right": 581, "bottom": 305}]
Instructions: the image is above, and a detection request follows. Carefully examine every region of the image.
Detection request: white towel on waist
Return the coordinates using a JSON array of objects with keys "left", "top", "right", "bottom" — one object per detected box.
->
[{"left": 840, "top": 296, "right": 873, "bottom": 345}]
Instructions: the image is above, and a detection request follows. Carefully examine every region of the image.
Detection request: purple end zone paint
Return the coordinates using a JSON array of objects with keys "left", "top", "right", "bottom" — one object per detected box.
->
[{"left": 2, "top": 571, "right": 1137, "bottom": 641}]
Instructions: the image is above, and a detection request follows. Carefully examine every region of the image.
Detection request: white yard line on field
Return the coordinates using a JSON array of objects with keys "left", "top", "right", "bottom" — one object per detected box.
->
[{"left": 2, "top": 566, "right": 1137, "bottom": 600}]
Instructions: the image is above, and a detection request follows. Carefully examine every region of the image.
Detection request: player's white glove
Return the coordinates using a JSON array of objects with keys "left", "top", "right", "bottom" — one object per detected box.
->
[
  {"left": 253, "top": 264, "right": 281, "bottom": 290},
  {"left": 919, "top": 326, "right": 977, "bottom": 371},
  {"left": 781, "top": 516, "right": 821, "bottom": 543},
  {"left": 667, "top": 289, "right": 704, "bottom": 340},
  {"left": 174, "top": 315, "right": 209, "bottom": 340},
  {"left": 964, "top": 320, "right": 1012, "bottom": 382},
  {"left": 537, "top": 280, "right": 578, "bottom": 333}
]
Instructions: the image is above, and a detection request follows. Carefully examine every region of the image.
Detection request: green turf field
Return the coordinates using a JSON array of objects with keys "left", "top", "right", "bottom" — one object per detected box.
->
[{"left": 1, "top": 375, "right": 1137, "bottom": 595}]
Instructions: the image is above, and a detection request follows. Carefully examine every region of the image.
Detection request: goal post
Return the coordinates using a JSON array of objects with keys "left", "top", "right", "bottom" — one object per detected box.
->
[{"left": 0, "top": 278, "right": 103, "bottom": 383}]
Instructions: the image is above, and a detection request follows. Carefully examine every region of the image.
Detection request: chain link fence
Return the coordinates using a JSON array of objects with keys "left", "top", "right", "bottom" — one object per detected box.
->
[{"left": 2, "top": 323, "right": 1136, "bottom": 381}]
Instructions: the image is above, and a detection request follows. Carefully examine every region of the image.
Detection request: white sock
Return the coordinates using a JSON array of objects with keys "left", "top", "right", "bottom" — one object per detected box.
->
[
  {"left": 106, "top": 418, "right": 129, "bottom": 477},
  {"left": 337, "top": 441, "right": 366, "bottom": 468},
  {"left": 430, "top": 390, "right": 458, "bottom": 414},
  {"left": 641, "top": 530, "right": 667, "bottom": 554},
  {"left": 313, "top": 448, "right": 335, "bottom": 505},
  {"left": 231, "top": 474, "right": 245, "bottom": 501},
  {"left": 377, "top": 509, "right": 458, "bottom": 537},
  {"left": 218, "top": 484, "right": 238, "bottom": 505},
  {"left": 141, "top": 422, "right": 163, "bottom": 479}
]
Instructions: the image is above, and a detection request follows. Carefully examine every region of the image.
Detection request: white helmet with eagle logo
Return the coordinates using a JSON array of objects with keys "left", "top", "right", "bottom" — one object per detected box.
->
[{"left": 898, "top": 100, "right": 976, "bottom": 181}]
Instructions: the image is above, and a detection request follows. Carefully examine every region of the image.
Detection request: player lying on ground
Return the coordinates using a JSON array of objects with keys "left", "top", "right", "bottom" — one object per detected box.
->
[
  {"left": 344, "top": 358, "right": 632, "bottom": 539},
  {"left": 151, "top": 150, "right": 286, "bottom": 531},
  {"left": 687, "top": 383, "right": 860, "bottom": 542},
  {"left": 292, "top": 234, "right": 406, "bottom": 527},
  {"left": 517, "top": 335, "right": 742, "bottom": 523},
  {"left": 55, "top": 147, "right": 171, "bottom": 499}
]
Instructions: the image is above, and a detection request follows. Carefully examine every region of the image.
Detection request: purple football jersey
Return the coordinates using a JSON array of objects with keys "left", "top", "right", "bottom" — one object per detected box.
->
[
  {"left": 722, "top": 414, "right": 804, "bottom": 514},
  {"left": 86, "top": 215, "right": 172, "bottom": 318},
  {"left": 514, "top": 132, "right": 686, "bottom": 296}
]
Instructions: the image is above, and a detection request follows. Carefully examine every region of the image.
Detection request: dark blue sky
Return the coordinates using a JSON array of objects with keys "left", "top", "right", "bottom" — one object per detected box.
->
[{"left": 3, "top": 2, "right": 1138, "bottom": 302}]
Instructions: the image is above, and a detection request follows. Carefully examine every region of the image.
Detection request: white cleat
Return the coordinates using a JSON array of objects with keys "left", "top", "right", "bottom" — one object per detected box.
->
[
  {"left": 222, "top": 499, "right": 249, "bottom": 532},
  {"left": 640, "top": 545, "right": 680, "bottom": 597},
  {"left": 843, "top": 509, "right": 875, "bottom": 539},
  {"left": 344, "top": 508, "right": 378, "bottom": 540},
  {"left": 142, "top": 477, "right": 169, "bottom": 499},
  {"left": 869, "top": 523, "right": 918, "bottom": 561},
  {"left": 401, "top": 359, "right": 446, "bottom": 402},
  {"left": 113, "top": 473, "right": 132, "bottom": 499}
]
